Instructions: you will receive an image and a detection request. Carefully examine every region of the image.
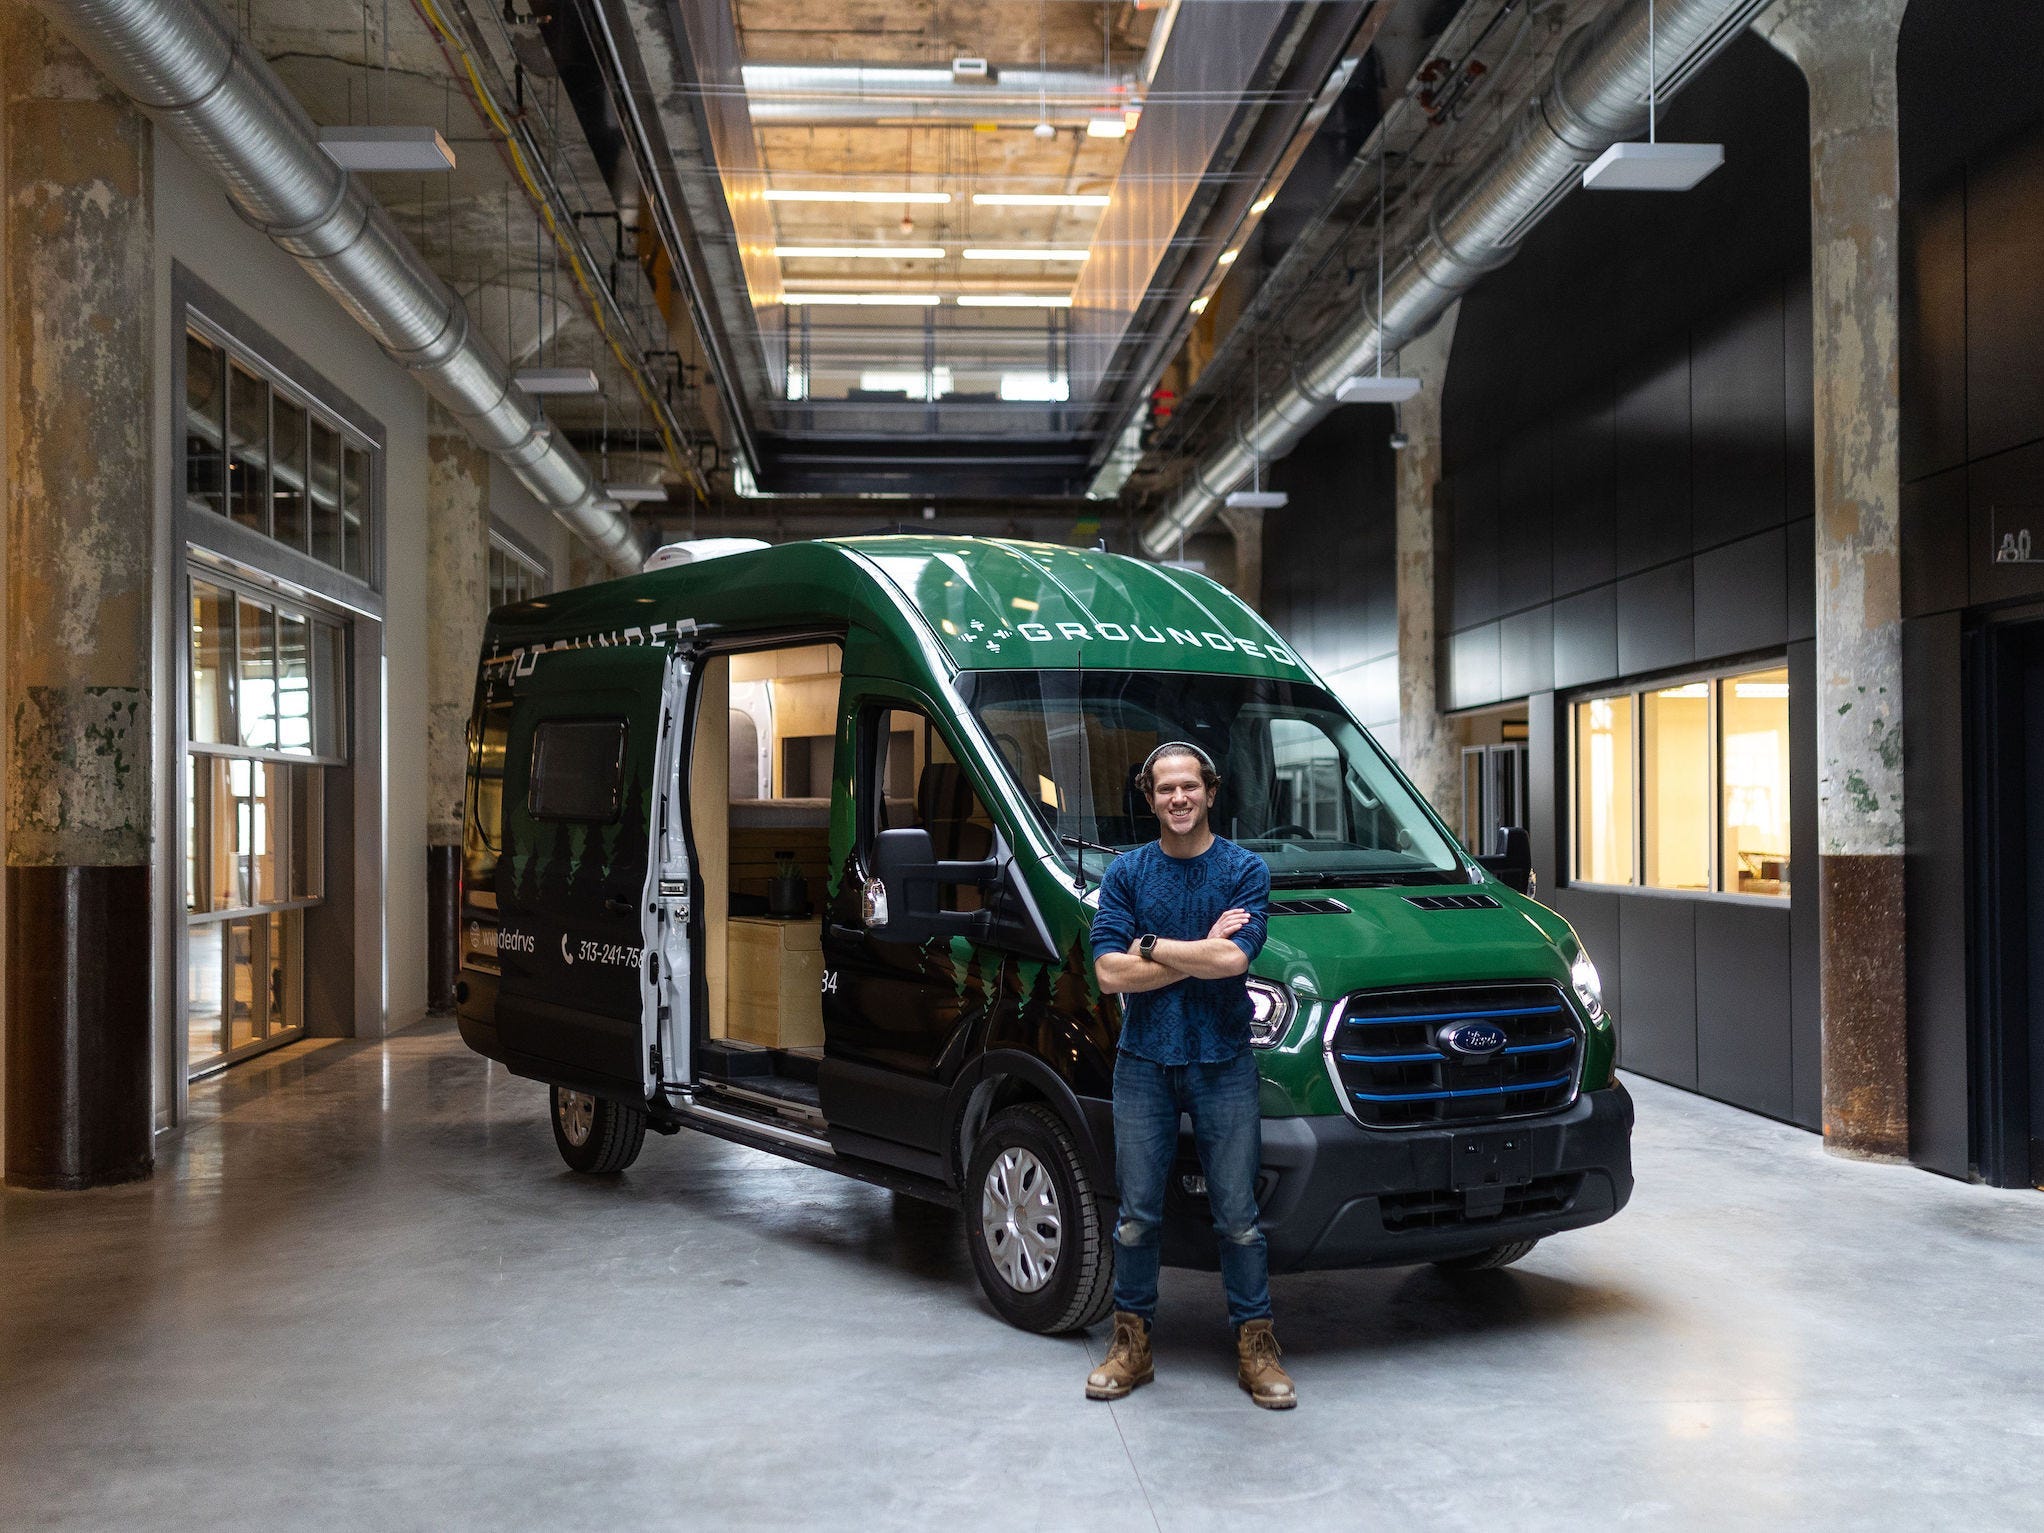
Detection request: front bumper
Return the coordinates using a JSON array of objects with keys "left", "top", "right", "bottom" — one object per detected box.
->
[{"left": 1158, "top": 1082, "right": 1634, "bottom": 1272}]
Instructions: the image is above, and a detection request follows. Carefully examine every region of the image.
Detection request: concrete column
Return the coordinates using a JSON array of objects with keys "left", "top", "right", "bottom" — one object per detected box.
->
[
  {"left": 2, "top": 3, "right": 155, "bottom": 1187},
  {"left": 1759, "top": 0, "right": 1910, "bottom": 1162},
  {"left": 1394, "top": 302, "right": 1461, "bottom": 823},
  {"left": 1216, "top": 505, "right": 1264, "bottom": 610},
  {"left": 425, "top": 403, "right": 490, "bottom": 1011}
]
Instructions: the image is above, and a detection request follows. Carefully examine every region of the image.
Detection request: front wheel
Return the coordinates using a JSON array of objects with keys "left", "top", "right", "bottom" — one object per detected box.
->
[
  {"left": 964, "top": 1104, "right": 1114, "bottom": 1334},
  {"left": 1432, "top": 1238, "right": 1540, "bottom": 1272},
  {"left": 549, "top": 1085, "right": 646, "bottom": 1175}
]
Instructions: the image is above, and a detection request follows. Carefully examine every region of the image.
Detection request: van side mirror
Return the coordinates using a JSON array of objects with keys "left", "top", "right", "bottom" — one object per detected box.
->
[
  {"left": 869, "top": 828, "right": 999, "bottom": 944},
  {"left": 1474, "top": 826, "right": 1534, "bottom": 896}
]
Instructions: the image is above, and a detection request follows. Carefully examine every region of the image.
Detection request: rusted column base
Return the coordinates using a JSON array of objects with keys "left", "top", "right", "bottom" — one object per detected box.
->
[
  {"left": 1819, "top": 853, "right": 1909, "bottom": 1161},
  {"left": 4, "top": 865, "right": 153, "bottom": 1188}
]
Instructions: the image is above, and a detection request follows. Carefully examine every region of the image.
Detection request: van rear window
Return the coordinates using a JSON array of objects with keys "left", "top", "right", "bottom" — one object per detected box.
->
[{"left": 528, "top": 718, "right": 627, "bottom": 822}]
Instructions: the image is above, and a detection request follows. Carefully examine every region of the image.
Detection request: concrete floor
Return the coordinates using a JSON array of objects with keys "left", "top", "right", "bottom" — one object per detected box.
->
[{"left": 4, "top": 1020, "right": 2043, "bottom": 1531}]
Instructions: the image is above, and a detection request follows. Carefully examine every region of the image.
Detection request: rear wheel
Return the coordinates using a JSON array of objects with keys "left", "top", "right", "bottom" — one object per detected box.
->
[
  {"left": 965, "top": 1103, "right": 1114, "bottom": 1334},
  {"left": 1432, "top": 1238, "right": 1540, "bottom": 1272},
  {"left": 549, "top": 1085, "right": 646, "bottom": 1175}
]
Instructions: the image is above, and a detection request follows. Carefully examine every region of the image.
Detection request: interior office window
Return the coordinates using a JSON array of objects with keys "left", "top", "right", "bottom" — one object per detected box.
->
[
  {"left": 529, "top": 719, "right": 627, "bottom": 821},
  {"left": 1720, "top": 667, "right": 1791, "bottom": 897},
  {"left": 1643, "top": 683, "right": 1712, "bottom": 891},
  {"left": 183, "top": 322, "right": 375, "bottom": 584},
  {"left": 488, "top": 537, "right": 545, "bottom": 612},
  {"left": 1572, "top": 695, "right": 1636, "bottom": 885}
]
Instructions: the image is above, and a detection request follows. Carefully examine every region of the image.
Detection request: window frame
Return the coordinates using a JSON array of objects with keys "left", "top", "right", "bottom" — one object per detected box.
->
[
  {"left": 1566, "top": 657, "right": 1793, "bottom": 906},
  {"left": 526, "top": 716, "right": 630, "bottom": 824}
]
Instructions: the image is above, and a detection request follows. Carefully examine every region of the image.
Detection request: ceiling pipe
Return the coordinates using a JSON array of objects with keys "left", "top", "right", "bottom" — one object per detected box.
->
[
  {"left": 1139, "top": 0, "right": 1773, "bottom": 560},
  {"left": 41, "top": 0, "right": 645, "bottom": 575},
  {"left": 742, "top": 63, "right": 1133, "bottom": 126}
]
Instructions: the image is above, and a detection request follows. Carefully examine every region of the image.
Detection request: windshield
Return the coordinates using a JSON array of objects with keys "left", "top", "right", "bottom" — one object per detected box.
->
[{"left": 957, "top": 670, "right": 1467, "bottom": 888}]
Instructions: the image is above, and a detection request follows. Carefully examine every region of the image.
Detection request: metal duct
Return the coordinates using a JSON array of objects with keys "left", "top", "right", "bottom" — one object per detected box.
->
[
  {"left": 742, "top": 63, "right": 1129, "bottom": 126},
  {"left": 42, "top": 0, "right": 644, "bottom": 575},
  {"left": 1140, "top": 0, "right": 1773, "bottom": 559}
]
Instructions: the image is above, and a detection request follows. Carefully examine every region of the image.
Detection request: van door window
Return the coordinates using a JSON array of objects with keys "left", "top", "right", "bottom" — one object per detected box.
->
[
  {"left": 528, "top": 718, "right": 627, "bottom": 821},
  {"left": 872, "top": 708, "right": 994, "bottom": 910}
]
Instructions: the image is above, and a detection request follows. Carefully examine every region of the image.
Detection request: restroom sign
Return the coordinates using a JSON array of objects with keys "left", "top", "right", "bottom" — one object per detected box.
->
[{"left": 1992, "top": 506, "right": 2043, "bottom": 563}]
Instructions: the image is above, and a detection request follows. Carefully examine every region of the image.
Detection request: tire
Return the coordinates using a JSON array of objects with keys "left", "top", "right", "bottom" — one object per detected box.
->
[
  {"left": 964, "top": 1103, "right": 1114, "bottom": 1335},
  {"left": 1433, "top": 1238, "right": 1540, "bottom": 1272},
  {"left": 549, "top": 1084, "right": 646, "bottom": 1175}
]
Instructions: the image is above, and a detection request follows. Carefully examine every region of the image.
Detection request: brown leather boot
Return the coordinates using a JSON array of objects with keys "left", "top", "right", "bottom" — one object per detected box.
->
[
  {"left": 1085, "top": 1311, "right": 1154, "bottom": 1401},
  {"left": 1236, "top": 1319, "right": 1297, "bottom": 1409}
]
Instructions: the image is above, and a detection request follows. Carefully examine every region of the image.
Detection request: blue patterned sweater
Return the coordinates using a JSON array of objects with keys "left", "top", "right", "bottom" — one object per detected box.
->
[{"left": 1088, "top": 837, "right": 1271, "bottom": 1065}]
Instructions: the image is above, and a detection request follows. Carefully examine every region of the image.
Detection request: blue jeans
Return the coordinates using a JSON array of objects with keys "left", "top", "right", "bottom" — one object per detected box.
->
[{"left": 1110, "top": 1050, "right": 1273, "bottom": 1328}]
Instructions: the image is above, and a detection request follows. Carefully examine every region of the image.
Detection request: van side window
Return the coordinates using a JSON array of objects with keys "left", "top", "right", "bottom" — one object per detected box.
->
[
  {"left": 464, "top": 694, "right": 512, "bottom": 899},
  {"left": 871, "top": 708, "right": 994, "bottom": 910},
  {"left": 528, "top": 718, "right": 628, "bottom": 822}
]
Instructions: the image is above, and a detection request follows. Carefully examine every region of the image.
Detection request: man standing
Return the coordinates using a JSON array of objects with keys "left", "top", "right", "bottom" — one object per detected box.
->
[{"left": 1084, "top": 741, "right": 1295, "bottom": 1410}]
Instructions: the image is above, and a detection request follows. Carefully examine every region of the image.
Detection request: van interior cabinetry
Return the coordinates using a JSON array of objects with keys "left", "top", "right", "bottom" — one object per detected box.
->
[{"left": 727, "top": 917, "right": 824, "bottom": 1047}]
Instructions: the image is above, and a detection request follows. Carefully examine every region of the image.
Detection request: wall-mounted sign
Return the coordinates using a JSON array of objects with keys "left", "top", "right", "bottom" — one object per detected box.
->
[{"left": 1991, "top": 507, "right": 2043, "bottom": 564}]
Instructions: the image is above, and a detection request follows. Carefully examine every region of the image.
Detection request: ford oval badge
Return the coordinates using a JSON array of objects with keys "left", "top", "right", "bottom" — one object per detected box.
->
[{"left": 1438, "top": 1021, "right": 1509, "bottom": 1058}]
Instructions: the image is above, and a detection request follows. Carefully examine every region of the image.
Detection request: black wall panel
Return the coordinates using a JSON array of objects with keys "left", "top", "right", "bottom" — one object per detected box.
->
[
  {"left": 1552, "top": 585, "right": 1618, "bottom": 690},
  {"left": 1499, "top": 606, "right": 1554, "bottom": 700},
  {"left": 1498, "top": 424, "right": 1554, "bottom": 614},
  {"left": 1902, "top": 615, "right": 1969, "bottom": 1175},
  {"left": 1691, "top": 285, "right": 1788, "bottom": 549},
  {"left": 1449, "top": 453, "right": 1500, "bottom": 630},
  {"left": 1901, "top": 466, "right": 1968, "bottom": 620},
  {"left": 1901, "top": 178, "right": 1969, "bottom": 483},
  {"left": 1695, "top": 902, "right": 1794, "bottom": 1119},
  {"left": 1449, "top": 622, "right": 1500, "bottom": 712},
  {"left": 1550, "top": 391, "right": 1617, "bottom": 597},
  {"left": 1967, "top": 438, "right": 2044, "bottom": 609},
  {"left": 1693, "top": 527, "right": 1788, "bottom": 663},
  {"left": 1784, "top": 517, "right": 1815, "bottom": 644},
  {"left": 1616, "top": 896, "right": 1698, "bottom": 1090},
  {"left": 1615, "top": 563, "right": 1694, "bottom": 677},
  {"left": 1613, "top": 346, "right": 1694, "bottom": 576},
  {"left": 1963, "top": 129, "right": 2044, "bottom": 464}
]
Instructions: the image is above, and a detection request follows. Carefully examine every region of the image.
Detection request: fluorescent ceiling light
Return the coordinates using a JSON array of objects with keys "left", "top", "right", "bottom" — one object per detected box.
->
[
  {"left": 1249, "top": 195, "right": 1275, "bottom": 215},
  {"left": 956, "top": 295, "right": 1072, "bottom": 308},
  {"left": 516, "top": 367, "right": 601, "bottom": 395},
  {"left": 317, "top": 125, "right": 456, "bottom": 172},
  {"left": 1189, "top": 295, "right": 1210, "bottom": 315},
  {"left": 961, "top": 248, "right": 1089, "bottom": 262},
  {"left": 1217, "top": 248, "right": 1239, "bottom": 267},
  {"left": 782, "top": 292, "right": 941, "bottom": 306},
  {"left": 1335, "top": 374, "right": 1421, "bottom": 403},
  {"left": 999, "top": 373, "right": 1070, "bottom": 402},
  {"left": 1581, "top": 141, "right": 1724, "bottom": 191},
  {"left": 765, "top": 189, "right": 952, "bottom": 204},
  {"left": 1085, "top": 113, "right": 1128, "bottom": 140},
  {"left": 972, "top": 193, "right": 1111, "bottom": 208},
  {"left": 774, "top": 245, "right": 947, "bottom": 260},
  {"left": 603, "top": 485, "right": 668, "bottom": 503},
  {"left": 1225, "top": 490, "right": 1289, "bottom": 510}
]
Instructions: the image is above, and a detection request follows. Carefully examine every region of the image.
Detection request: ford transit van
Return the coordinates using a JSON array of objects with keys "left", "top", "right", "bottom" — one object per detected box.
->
[{"left": 457, "top": 537, "right": 1632, "bottom": 1332}]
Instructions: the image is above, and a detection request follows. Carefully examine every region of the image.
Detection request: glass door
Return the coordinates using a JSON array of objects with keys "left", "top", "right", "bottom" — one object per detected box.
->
[{"left": 185, "top": 574, "right": 347, "bottom": 1077}]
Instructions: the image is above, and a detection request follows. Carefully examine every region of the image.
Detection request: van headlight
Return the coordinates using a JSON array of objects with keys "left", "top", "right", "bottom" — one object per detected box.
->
[
  {"left": 1570, "top": 950, "right": 1605, "bottom": 1023},
  {"left": 1246, "top": 979, "right": 1295, "bottom": 1048}
]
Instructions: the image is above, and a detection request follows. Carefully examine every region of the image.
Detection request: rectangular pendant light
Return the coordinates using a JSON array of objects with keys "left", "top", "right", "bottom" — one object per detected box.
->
[
  {"left": 1224, "top": 490, "right": 1289, "bottom": 510},
  {"left": 955, "top": 295, "right": 1072, "bottom": 308},
  {"left": 516, "top": 367, "right": 602, "bottom": 395},
  {"left": 782, "top": 293, "right": 941, "bottom": 306},
  {"left": 774, "top": 246, "right": 947, "bottom": 260},
  {"left": 317, "top": 125, "right": 457, "bottom": 172},
  {"left": 765, "top": 189, "right": 951, "bottom": 204},
  {"left": 972, "top": 193, "right": 1111, "bottom": 208},
  {"left": 960, "top": 248, "right": 1089, "bottom": 262},
  {"left": 1581, "top": 141, "right": 1724, "bottom": 191},
  {"left": 1335, "top": 375, "right": 1422, "bottom": 404}
]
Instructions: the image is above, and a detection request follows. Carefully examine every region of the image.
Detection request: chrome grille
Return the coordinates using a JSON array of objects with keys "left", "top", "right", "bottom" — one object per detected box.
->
[{"left": 1322, "top": 983, "right": 1584, "bottom": 1129}]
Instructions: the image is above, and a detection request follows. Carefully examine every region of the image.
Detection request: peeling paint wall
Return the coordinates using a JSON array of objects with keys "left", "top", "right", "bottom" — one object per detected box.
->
[
  {"left": 3, "top": 4, "right": 153, "bottom": 869},
  {"left": 1397, "top": 302, "right": 1461, "bottom": 824}
]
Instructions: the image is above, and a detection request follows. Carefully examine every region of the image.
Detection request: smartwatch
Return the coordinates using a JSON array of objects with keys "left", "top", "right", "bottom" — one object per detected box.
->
[{"left": 1138, "top": 933, "right": 1159, "bottom": 961}]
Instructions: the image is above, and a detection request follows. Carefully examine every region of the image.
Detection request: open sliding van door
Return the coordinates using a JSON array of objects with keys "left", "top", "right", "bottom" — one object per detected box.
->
[{"left": 493, "top": 638, "right": 691, "bottom": 1104}]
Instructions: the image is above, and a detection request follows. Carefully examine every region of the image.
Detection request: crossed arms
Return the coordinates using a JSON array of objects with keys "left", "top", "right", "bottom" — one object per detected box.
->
[{"left": 1094, "top": 908, "right": 1252, "bottom": 995}]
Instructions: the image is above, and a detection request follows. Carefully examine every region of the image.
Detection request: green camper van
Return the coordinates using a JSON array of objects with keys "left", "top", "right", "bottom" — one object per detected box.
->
[{"left": 457, "top": 537, "right": 1632, "bottom": 1333}]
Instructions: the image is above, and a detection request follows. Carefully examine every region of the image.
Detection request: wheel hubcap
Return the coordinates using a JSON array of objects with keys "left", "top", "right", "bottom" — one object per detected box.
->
[
  {"left": 980, "top": 1147, "right": 1062, "bottom": 1293},
  {"left": 557, "top": 1089, "right": 595, "bottom": 1148}
]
